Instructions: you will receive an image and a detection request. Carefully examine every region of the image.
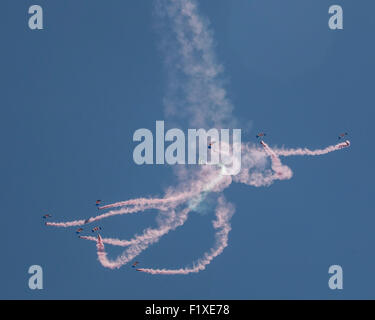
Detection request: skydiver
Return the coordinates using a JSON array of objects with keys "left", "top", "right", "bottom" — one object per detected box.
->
[
  {"left": 256, "top": 132, "right": 266, "bottom": 139},
  {"left": 338, "top": 132, "right": 348, "bottom": 140},
  {"left": 208, "top": 141, "right": 216, "bottom": 149}
]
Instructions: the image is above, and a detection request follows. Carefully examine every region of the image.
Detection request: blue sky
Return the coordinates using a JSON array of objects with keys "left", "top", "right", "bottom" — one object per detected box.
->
[{"left": 1, "top": 0, "right": 374, "bottom": 299}]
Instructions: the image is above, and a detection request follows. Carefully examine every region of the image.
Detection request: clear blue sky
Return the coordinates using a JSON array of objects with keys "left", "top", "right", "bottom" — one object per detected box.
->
[{"left": 1, "top": 0, "right": 374, "bottom": 299}]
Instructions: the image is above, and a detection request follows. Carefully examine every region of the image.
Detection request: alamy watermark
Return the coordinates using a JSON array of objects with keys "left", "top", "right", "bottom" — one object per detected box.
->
[
  {"left": 28, "top": 265, "right": 43, "bottom": 290},
  {"left": 328, "top": 265, "right": 343, "bottom": 290},
  {"left": 133, "top": 121, "right": 242, "bottom": 176}
]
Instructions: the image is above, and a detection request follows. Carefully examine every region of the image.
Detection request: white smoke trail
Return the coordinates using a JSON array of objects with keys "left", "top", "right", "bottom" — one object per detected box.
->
[
  {"left": 46, "top": 0, "right": 351, "bottom": 275},
  {"left": 156, "top": 0, "right": 235, "bottom": 129},
  {"left": 46, "top": 203, "right": 170, "bottom": 228},
  {"left": 135, "top": 196, "right": 234, "bottom": 274},
  {"left": 274, "top": 140, "right": 350, "bottom": 157},
  {"left": 234, "top": 140, "right": 350, "bottom": 188},
  {"left": 260, "top": 140, "right": 293, "bottom": 181},
  {"left": 80, "top": 207, "right": 192, "bottom": 248},
  {"left": 95, "top": 207, "right": 191, "bottom": 269},
  {"left": 46, "top": 165, "right": 230, "bottom": 228},
  {"left": 97, "top": 192, "right": 195, "bottom": 211},
  {"left": 87, "top": 0, "right": 240, "bottom": 272},
  {"left": 90, "top": 172, "right": 229, "bottom": 269},
  {"left": 47, "top": 139, "right": 350, "bottom": 273}
]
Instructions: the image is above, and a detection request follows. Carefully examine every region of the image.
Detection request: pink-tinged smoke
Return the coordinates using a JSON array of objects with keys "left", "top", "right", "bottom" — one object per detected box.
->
[
  {"left": 260, "top": 140, "right": 293, "bottom": 181},
  {"left": 234, "top": 140, "right": 350, "bottom": 188},
  {"left": 136, "top": 196, "right": 234, "bottom": 275},
  {"left": 46, "top": 168, "right": 230, "bottom": 228},
  {"left": 45, "top": 205, "right": 167, "bottom": 228},
  {"left": 46, "top": 0, "right": 351, "bottom": 275},
  {"left": 97, "top": 192, "right": 194, "bottom": 211},
  {"left": 95, "top": 207, "right": 192, "bottom": 269},
  {"left": 47, "top": 140, "right": 349, "bottom": 273},
  {"left": 274, "top": 140, "right": 350, "bottom": 157},
  {"left": 79, "top": 207, "right": 192, "bottom": 248}
]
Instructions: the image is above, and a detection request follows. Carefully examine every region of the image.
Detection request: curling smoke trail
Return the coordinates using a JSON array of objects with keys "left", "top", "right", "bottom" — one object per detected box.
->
[
  {"left": 47, "top": 166, "right": 231, "bottom": 228},
  {"left": 260, "top": 140, "right": 293, "bottom": 181},
  {"left": 136, "top": 196, "right": 234, "bottom": 274},
  {"left": 92, "top": 172, "right": 229, "bottom": 269},
  {"left": 76, "top": 140, "right": 348, "bottom": 272},
  {"left": 47, "top": 139, "right": 350, "bottom": 272},
  {"left": 96, "top": 208, "right": 192, "bottom": 269},
  {"left": 46, "top": 0, "right": 351, "bottom": 275}
]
